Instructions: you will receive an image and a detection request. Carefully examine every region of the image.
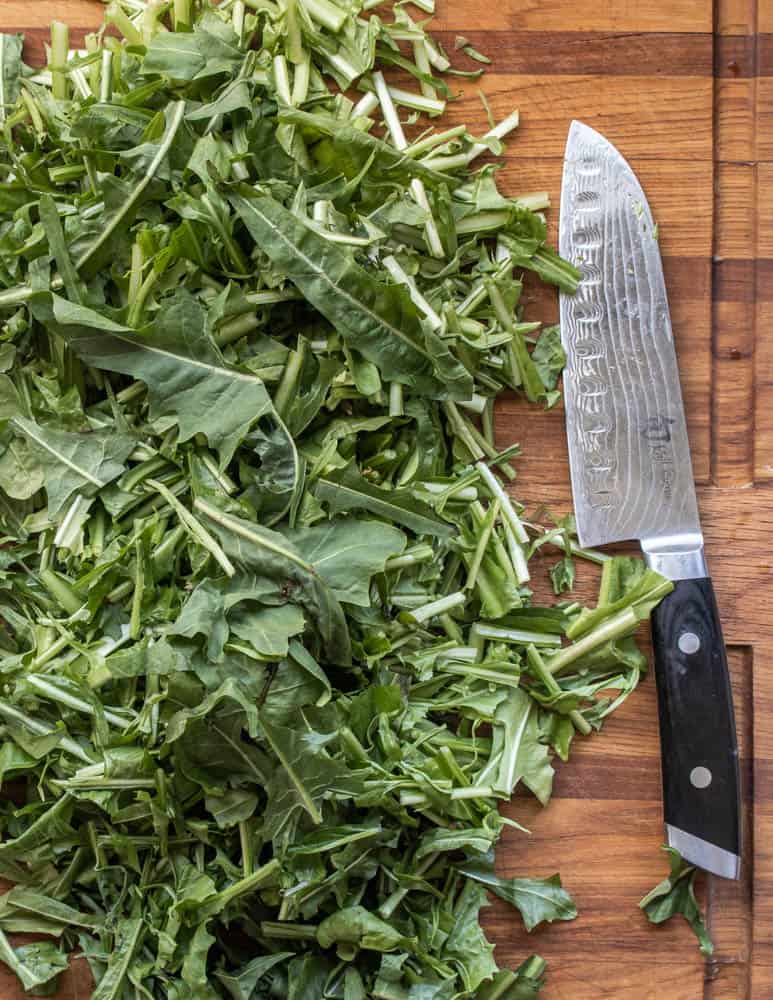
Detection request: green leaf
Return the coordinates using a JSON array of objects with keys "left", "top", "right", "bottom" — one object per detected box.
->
[
  {"left": 443, "top": 881, "right": 498, "bottom": 992},
  {"left": 92, "top": 913, "right": 144, "bottom": 1000},
  {"left": 0, "top": 434, "right": 44, "bottom": 500},
  {"left": 0, "top": 931, "right": 68, "bottom": 995},
  {"left": 458, "top": 861, "right": 577, "bottom": 932},
  {"left": 215, "top": 953, "right": 294, "bottom": 1000},
  {"left": 182, "top": 922, "right": 216, "bottom": 993},
  {"left": 494, "top": 689, "right": 554, "bottom": 805},
  {"left": 51, "top": 290, "right": 293, "bottom": 469},
  {"left": 280, "top": 109, "right": 453, "bottom": 189},
  {"left": 229, "top": 602, "right": 306, "bottom": 658},
  {"left": 549, "top": 556, "right": 575, "bottom": 596},
  {"left": 168, "top": 579, "right": 229, "bottom": 662},
  {"left": 317, "top": 906, "right": 412, "bottom": 952},
  {"left": 532, "top": 325, "right": 565, "bottom": 391},
  {"left": 1, "top": 887, "right": 101, "bottom": 931},
  {"left": 0, "top": 34, "right": 23, "bottom": 115},
  {"left": 11, "top": 417, "right": 133, "bottom": 517},
  {"left": 281, "top": 518, "right": 406, "bottom": 606},
  {"left": 260, "top": 716, "right": 363, "bottom": 836},
  {"left": 196, "top": 501, "right": 351, "bottom": 664},
  {"left": 142, "top": 15, "right": 242, "bottom": 81},
  {"left": 314, "top": 464, "right": 452, "bottom": 538},
  {"left": 640, "top": 846, "right": 714, "bottom": 956},
  {"left": 228, "top": 190, "right": 471, "bottom": 397}
]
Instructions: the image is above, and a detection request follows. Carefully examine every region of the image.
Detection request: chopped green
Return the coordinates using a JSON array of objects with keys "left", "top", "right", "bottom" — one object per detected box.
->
[
  {"left": 640, "top": 847, "right": 714, "bottom": 956},
  {"left": 0, "top": 2, "right": 671, "bottom": 997}
]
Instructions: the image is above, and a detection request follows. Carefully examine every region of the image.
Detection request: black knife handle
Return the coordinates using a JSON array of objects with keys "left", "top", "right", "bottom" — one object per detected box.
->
[{"left": 651, "top": 576, "right": 741, "bottom": 873}]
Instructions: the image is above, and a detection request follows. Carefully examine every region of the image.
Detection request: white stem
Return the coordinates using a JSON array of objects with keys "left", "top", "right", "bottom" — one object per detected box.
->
[
  {"left": 413, "top": 38, "right": 434, "bottom": 100},
  {"left": 373, "top": 71, "right": 406, "bottom": 149},
  {"left": 503, "top": 521, "right": 531, "bottom": 585},
  {"left": 352, "top": 91, "right": 379, "bottom": 118},
  {"left": 405, "top": 591, "right": 466, "bottom": 624},
  {"left": 382, "top": 255, "right": 443, "bottom": 330},
  {"left": 476, "top": 461, "right": 529, "bottom": 543},
  {"left": 421, "top": 111, "right": 520, "bottom": 171},
  {"left": 273, "top": 54, "right": 292, "bottom": 104},
  {"left": 386, "top": 84, "right": 444, "bottom": 116}
]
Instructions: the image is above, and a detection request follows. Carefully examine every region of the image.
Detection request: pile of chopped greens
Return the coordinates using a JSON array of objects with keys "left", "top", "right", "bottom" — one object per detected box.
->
[{"left": 0, "top": 2, "right": 676, "bottom": 996}]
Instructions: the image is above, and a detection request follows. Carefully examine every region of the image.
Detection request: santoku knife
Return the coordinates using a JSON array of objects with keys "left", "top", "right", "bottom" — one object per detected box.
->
[{"left": 558, "top": 121, "right": 741, "bottom": 879}]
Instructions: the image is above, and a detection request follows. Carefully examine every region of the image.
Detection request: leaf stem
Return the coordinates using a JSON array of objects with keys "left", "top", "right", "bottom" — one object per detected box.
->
[
  {"left": 526, "top": 644, "right": 591, "bottom": 735},
  {"left": 547, "top": 607, "right": 640, "bottom": 675},
  {"left": 50, "top": 22, "right": 70, "bottom": 101},
  {"left": 76, "top": 100, "right": 186, "bottom": 273},
  {"left": 401, "top": 591, "right": 465, "bottom": 625}
]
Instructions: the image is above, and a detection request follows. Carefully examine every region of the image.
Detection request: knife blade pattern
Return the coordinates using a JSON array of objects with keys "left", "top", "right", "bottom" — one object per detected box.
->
[{"left": 559, "top": 122, "right": 701, "bottom": 549}]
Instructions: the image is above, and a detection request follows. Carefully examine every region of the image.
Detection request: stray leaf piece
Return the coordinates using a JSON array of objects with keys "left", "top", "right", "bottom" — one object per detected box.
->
[{"left": 640, "top": 846, "right": 715, "bottom": 956}]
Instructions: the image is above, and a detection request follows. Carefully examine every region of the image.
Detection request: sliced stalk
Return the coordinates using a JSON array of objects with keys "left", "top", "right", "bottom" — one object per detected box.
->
[
  {"left": 372, "top": 72, "right": 444, "bottom": 259},
  {"left": 0, "top": 703, "right": 91, "bottom": 762},
  {"left": 146, "top": 480, "right": 236, "bottom": 577},
  {"left": 465, "top": 500, "right": 499, "bottom": 592},
  {"left": 413, "top": 35, "right": 435, "bottom": 101},
  {"left": 105, "top": 3, "right": 144, "bottom": 45},
  {"left": 547, "top": 607, "right": 640, "bottom": 676},
  {"left": 378, "top": 852, "right": 439, "bottom": 919},
  {"left": 272, "top": 54, "right": 292, "bottom": 104},
  {"left": 300, "top": 0, "right": 347, "bottom": 32},
  {"left": 76, "top": 101, "right": 186, "bottom": 273},
  {"left": 129, "top": 534, "right": 144, "bottom": 640},
  {"left": 54, "top": 495, "right": 90, "bottom": 549},
  {"left": 226, "top": 0, "right": 242, "bottom": 38},
  {"left": 352, "top": 91, "right": 379, "bottom": 118},
  {"left": 50, "top": 22, "right": 70, "bottom": 101},
  {"left": 215, "top": 312, "right": 260, "bottom": 346},
  {"left": 382, "top": 255, "right": 443, "bottom": 330},
  {"left": 173, "top": 0, "right": 193, "bottom": 29},
  {"left": 472, "top": 623, "right": 561, "bottom": 647},
  {"left": 39, "top": 568, "right": 83, "bottom": 615},
  {"left": 284, "top": 0, "right": 304, "bottom": 64},
  {"left": 503, "top": 520, "right": 530, "bottom": 585},
  {"left": 26, "top": 675, "right": 133, "bottom": 730},
  {"left": 526, "top": 645, "right": 591, "bottom": 735},
  {"left": 385, "top": 545, "right": 434, "bottom": 572},
  {"left": 389, "top": 382, "right": 404, "bottom": 417},
  {"left": 420, "top": 111, "right": 520, "bottom": 172},
  {"left": 386, "top": 84, "right": 445, "bottom": 116},
  {"left": 245, "top": 288, "right": 302, "bottom": 306},
  {"left": 400, "top": 591, "right": 466, "bottom": 625},
  {"left": 405, "top": 124, "right": 467, "bottom": 158},
  {"left": 196, "top": 860, "right": 281, "bottom": 919},
  {"left": 476, "top": 461, "right": 528, "bottom": 543},
  {"left": 260, "top": 921, "right": 318, "bottom": 940},
  {"left": 291, "top": 52, "right": 310, "bottom": 103}
]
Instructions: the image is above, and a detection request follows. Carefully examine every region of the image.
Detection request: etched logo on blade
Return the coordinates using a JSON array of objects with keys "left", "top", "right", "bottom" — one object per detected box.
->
[
  {"left": 563, "top": 147, "right": 616, "bottom": 513},
  {"left": 642, "top": 416, "right": 676, "bottom": 499}
]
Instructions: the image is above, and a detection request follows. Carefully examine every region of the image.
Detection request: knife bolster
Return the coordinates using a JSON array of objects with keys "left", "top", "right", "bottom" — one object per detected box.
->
[{"left": 642, "top": 535, "right": 708, "bottom": 581}]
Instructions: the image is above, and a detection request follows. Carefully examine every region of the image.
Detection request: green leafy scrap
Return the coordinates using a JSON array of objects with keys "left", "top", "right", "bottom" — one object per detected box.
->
[{"left": 0, "top": 2, "right": 674, "bottom": 998}]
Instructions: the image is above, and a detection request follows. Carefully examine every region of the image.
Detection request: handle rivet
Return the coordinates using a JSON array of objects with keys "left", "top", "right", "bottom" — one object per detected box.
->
[
  {"left": 690, "top": 766, "right": 712, "bottom": 789},
  {"left": 678, "top": 631, "right": 700, "bottom": 654}
]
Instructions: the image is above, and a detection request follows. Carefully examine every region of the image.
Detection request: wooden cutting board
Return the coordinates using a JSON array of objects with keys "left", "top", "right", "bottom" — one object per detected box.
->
[{"left": 0, "top": 2, "right": 770, "bottom": 998}]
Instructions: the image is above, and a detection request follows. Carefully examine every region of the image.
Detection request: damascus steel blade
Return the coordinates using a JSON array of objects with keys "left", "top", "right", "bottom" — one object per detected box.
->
[{"left": 559, "top": 121, "right": 701, "bottom": 550}]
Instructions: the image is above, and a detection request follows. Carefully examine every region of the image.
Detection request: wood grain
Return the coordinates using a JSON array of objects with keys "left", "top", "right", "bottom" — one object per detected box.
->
[{"left": 0, "top": 1, "right": 771, "bottom": 998}]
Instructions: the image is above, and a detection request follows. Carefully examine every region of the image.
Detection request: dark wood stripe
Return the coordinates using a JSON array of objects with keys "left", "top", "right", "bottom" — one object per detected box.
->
[
  {"left": 715, "top": 35, "right": 756, "bottom": 79},
  {"left": 434, "top": 31, "right": 713, "bottom": 76},
  {"left": 15, "top": 26, "right": 773, "bottom": 78},
  {"left": 715, "top": 259, "right": 773, "bottom": 302}
]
